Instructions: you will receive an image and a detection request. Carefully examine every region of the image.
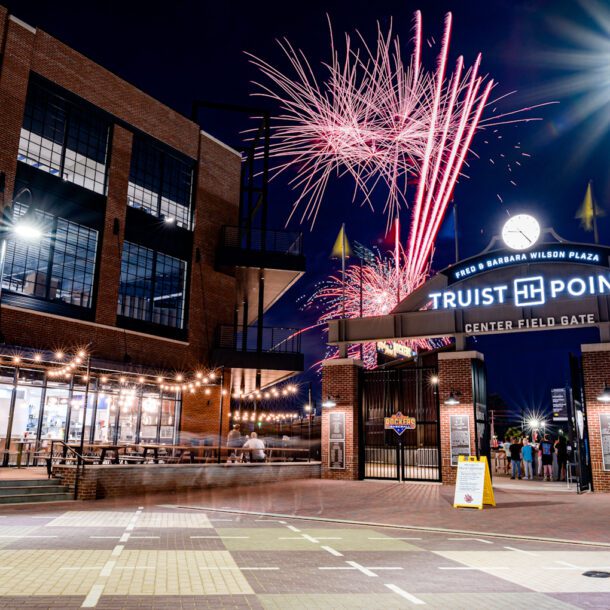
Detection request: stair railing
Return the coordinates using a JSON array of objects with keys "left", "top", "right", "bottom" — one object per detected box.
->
[{"left": 49, "top": 440, "right": 88, "bottom": 500}]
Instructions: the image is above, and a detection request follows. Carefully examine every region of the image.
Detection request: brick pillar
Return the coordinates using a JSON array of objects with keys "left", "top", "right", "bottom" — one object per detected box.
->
[
  {"left": 179, "top": 370, "right": 231, "bottom": 445},
  {"left": 438, "top": 351, "right": 482, "bottom": 485},
  {"left": 321, "top": 358, "right": 362, "bottom": 480},
  {"left": 95, "top": 125, "right": 132, "bottom": 326},
  {"left": 0, "top": 17, "right": 35, "bottom": 203},
  {"left": 581, "top": 343, "right": 610, "bottom": 493}
]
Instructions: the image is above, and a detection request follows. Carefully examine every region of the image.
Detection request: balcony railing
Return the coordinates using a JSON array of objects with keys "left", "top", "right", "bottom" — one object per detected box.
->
[
  {"left": 220, "top": 226, "right": 303, "bottom": 256},
  {"left": 216, "top": 325, "right": 301, "bottom": 354}
]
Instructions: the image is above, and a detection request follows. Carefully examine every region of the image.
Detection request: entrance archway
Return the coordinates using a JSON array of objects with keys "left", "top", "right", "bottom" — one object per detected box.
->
[{"left": 323, "top": 235, "right": 610, "bottom": 490}]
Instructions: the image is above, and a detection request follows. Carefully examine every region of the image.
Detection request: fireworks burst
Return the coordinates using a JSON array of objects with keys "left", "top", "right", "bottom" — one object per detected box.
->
[
  {"left": 249, "top": 11, "right": 548, "bottom": 280},
  {"left": 305, "top": 235, "right": 445, "bottom": 367},
  {"left": 251, "top": 10, "right": 550, "bottom": 369}
]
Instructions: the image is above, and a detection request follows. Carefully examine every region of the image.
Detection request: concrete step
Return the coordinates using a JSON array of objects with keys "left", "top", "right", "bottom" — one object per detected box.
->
[
  {"left": 0, "top": 478, "right": 61, "bottom": 488},
  {"left": 0, "top": 484, "right": 71, "bottom": 496},
  {"left": 0, "top": 491, "right": 73, "bottom": 504}
]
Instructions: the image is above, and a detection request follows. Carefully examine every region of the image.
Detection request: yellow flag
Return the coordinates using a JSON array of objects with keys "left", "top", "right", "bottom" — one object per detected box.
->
[
  {"left": 576, "top": 181, "right": 605, "bottom": 231},
  {"left": 331, "top": 224, "right": 352, "bottom": 259}
]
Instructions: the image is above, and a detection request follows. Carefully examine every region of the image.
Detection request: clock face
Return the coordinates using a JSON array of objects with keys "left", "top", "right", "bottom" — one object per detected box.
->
[{"left": 501, "top": 214, "right": 541, "bottom": 250}]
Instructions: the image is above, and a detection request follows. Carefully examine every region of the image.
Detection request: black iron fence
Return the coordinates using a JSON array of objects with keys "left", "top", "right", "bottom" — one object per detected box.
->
[
  {"left": 216, "top": 325, "right": 301, "bottom": 354},
  {"left": 221, "top": 225, "right": 303, "bottom": 256}
]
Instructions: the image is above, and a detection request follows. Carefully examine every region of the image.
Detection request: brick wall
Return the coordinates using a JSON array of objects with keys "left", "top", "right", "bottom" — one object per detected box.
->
[
  {"left": 95, "top": 125, "right": 132, "bottom": 327},
  {"left": 53, "top": 462, "right": 321, "bottom": 501},
  {"left": 438, "top": 352, "right": 481, "bottom": 485},
  {"left": 0, "top": 12, "right": 241, "bottom": 444},
  {"left": 321, "top": 359, "right": 362, "bottom": 480},
  {"left": 180, "top": 373, "right": 231, "bottom": 443},
  {"left": 582, "top": 343, "right": 610, "bottom": 492}
]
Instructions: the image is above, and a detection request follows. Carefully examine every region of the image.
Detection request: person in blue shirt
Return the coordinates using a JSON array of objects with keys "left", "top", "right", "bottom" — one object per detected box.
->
[{"left": 522, "top": 438, "right": 534, "bottom": 480}]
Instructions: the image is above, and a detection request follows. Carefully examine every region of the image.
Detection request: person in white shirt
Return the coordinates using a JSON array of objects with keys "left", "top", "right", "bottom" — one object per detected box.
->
[{"left": 242, "top": 432, "right": 266, "bottom": 462}]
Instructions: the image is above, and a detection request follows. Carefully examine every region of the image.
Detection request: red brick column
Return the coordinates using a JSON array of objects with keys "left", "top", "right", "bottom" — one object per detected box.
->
[
  {"left": 95, "top": 125, "right": 132, "bottom": 326},
  {"left": 321, "top": 358, "right": 362, "bottom": 480},
  {"left": 581, "top": 343, "right": 610, "bottom": 493},
  {"left": 0, "top": 16, "right": 35, "bottom": 203},
  {"left": 438, "top": 351, "right": 482, "bottom": 485}
]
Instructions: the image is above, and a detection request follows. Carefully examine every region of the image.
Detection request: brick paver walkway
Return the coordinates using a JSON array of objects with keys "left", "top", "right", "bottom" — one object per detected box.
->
[
  {"left": 1, "top": 478, "right": 610, "bottom": 607},
  {"left": 160, "top": 478, "right": 610, "bottom": 545},
  {"left": 0, "top": 496, "right": 609, "bottom": 609}
]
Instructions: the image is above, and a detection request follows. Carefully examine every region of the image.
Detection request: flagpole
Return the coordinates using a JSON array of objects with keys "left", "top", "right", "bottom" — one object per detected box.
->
[
  {"left": 341, "top": 222, "right": 346, "bottom": 318},
  {"left": 453, "top": 199, "right": 459, "bottom": 262},
  {"left": 591, "top": 180, "right": 599, "bottom": 245},
  {"left": 394, "top": 215, "right": 401, "bottom": 304},
  {"left": 360, "top": 257, "right": 364, "bottom": 360}
]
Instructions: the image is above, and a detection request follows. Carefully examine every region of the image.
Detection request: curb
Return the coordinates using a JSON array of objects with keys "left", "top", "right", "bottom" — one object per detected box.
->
[{"left": 174, "top": 504, "right": 610, "bottom": 548}]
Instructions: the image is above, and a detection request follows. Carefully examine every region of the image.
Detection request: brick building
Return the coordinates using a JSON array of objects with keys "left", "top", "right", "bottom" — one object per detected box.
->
[{"left": 0, "top": 8, "right": 304, "bottom": 461}]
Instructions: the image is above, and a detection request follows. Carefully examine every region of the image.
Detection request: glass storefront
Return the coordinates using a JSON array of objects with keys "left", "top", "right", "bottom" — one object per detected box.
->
[{"left": 0, "top": 365, "right": 182, "bottom": 463}]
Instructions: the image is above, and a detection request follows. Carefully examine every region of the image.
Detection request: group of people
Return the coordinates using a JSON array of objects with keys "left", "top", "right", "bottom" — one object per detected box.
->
[
  {"left": 501, "top": 433, "right": 568, "bottom": 481},
  {"left": 226, "top": 424, "right": 267, "bottom": 462}
]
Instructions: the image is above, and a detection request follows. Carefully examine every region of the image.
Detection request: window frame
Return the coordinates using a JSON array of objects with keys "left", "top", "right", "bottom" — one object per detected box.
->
[
  {"left": 2, "top": 203, "right": 100, "bottom": 316},
  {"left": 127, "top": 136, "right": 195, "bottom": 230},
  {"left": 18, "top": 77, "right": 111, "bottom": 195},
  {"left": 117, "top": 240, "right": 188, "bottom": 337}
]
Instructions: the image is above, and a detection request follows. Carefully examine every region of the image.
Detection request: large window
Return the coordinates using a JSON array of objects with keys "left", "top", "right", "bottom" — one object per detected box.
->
[
  {"left": 127, "top": 137, "right": 194, "bottom": 229},
  {"left": 117, "top": 241, "right": 187, "bottom": 329},
  {"left": 18, "top": 81, "right": 110, "bottom": 194},
  {"left": 3, "top": 203, "right": 98, "bottom": 308}
]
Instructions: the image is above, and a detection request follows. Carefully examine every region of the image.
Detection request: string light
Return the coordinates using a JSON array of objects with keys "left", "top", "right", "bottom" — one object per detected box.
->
[{"left": 0, "top": 349, "right": 222, "bottom": 397}]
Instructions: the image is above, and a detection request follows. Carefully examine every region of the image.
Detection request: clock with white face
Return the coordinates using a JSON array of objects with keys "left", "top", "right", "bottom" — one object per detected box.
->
[{"left": 501, "top": 214, "right": 541, "bottom": 250}]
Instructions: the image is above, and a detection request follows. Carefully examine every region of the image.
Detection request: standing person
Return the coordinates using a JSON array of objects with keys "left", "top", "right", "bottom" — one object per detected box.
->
[
  {"left": 242, "top": 432, "right": 266, "bottom": 463},
  {"left": 509, "top": 437, "right": 522, "bottom": 479},
  {"left": 555, "top": 433, "right": 568, "bottom": 482},
  {"left": 521, "top": 438, "right": 534, "bottom": 480},
  {"left": 536, "top": 440, "right": 544, "bottom": 479},
  {"left": 540, "top": 434, "right": 554, "bottom": 481},
  {"left": 502, "top": 437, "right": 512, "bottom": 475}
]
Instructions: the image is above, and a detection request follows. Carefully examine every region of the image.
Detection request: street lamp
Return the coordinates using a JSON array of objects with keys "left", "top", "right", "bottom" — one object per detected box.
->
[
  {"left": 444, "top": 390, "right": 461, "bottom": 406},
  {"left": 304, "top": 403, "right": 312, "bottom": 461},
  {"left": 597, "top": 382, "right": 610, "bottom": 403}
]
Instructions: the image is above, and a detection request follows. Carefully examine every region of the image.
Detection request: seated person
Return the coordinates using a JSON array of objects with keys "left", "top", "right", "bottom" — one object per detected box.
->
[{"left": 242, "top": 432, "right": 266, "bottom": 463}]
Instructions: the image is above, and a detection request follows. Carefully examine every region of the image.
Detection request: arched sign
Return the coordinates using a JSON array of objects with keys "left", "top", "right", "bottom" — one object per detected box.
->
[{"left": 328, "top": 239, "right": 610, "bottom": 347}]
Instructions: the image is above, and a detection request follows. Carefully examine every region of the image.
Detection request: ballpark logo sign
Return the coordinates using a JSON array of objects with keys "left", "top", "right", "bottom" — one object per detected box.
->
[
  {"left": 429, "top": 273, "right": 610, "bottom": 310},
  {"left": 384, "top": 412, "right": 416, "bottom": 436}
]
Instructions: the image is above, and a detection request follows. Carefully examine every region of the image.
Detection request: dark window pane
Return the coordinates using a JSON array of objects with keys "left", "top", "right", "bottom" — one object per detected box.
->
[
  {"left": 128, "top": 138, "right": 193, "bottom": 229},
  {"left": 3, "top": 202, "right": 98, "bottom": 308},
  {"left": 18, "top": 81, "right": 109, "bottom": 194},
  {"left": 64, "top": 105, "right": 109, "bottom": 194},
  {"left": 118, "top": 241, "right": 186, "bottom": 329}
]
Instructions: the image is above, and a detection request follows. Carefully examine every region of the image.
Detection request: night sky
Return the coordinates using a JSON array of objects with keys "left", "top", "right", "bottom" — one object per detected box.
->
[{"left": 6, "top": 0, "right": 610, "bottom": 419}]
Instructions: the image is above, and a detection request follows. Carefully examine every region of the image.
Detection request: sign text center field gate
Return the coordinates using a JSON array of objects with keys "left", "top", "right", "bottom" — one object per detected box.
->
[{"left": 361, "top": 367, "right": 441, "bottom": 481}]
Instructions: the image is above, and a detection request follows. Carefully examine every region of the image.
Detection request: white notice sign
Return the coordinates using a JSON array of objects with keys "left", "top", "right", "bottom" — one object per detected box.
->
[{"left": 453, "top": 460, "right": 485, "bottom": 509}]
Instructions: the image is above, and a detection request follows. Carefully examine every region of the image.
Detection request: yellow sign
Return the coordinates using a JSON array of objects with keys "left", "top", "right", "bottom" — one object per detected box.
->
[
  {"left": 453, "top": 455, "right": 495, "bottom": 510},
  {"left": 383, "top": 412, "right": 416, "bottom": 435}
]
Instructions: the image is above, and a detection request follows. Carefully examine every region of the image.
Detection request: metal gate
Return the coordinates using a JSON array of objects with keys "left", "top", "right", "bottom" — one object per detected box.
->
[
  {"left": 472, "top": 358, "right": 490, "bottom": 464},
  {"left": 360, "top": 367, "right": 441, "bottom": 482},
  {"left": 569, "top": 353, "right": 592, "bottom": 492}
]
